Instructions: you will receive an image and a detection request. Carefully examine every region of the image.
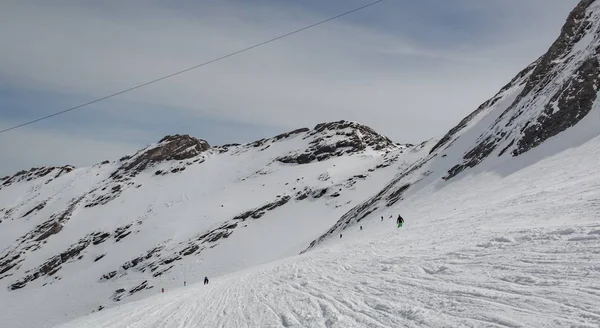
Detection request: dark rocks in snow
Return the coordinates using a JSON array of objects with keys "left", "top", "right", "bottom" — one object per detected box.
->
[
  {"left": 179, "top": 244, "right": 200, "bottom": 256},
  {"left": 9, "top": 236, "right": 92, "bottom": 290},
  {"left": 21, "top": 196, "right": 84, "bottom": 245},
  {"left": 112, "top": 288, "right": 126, "bottom": 302},
  {"left": 440, "top": 1, "right": 600, "bottom": 179},
  {"left": 92, "top": 232, "right": 111, "bottom": 245},
  {"left": 311, "top": 188, "right": 328, "bottom": 199},
  {"left": 386, "top": 184, "right": 411, "bottom": 207},
  {"left": 0, "top": 253, "right": 21, "bottom": 277},
  {"left": 101, "top": 271, "right": 117, "bottom": 281},
  {"left": 87, "top": 135, "right": 210, "bottom": 208},
  {"left": 295, "top": 189, "right": 310, "bottom": 201},
  {"left": 233, "top": 196, "right": 291, "bottom": 221},
  {"left": 114, "top": 225, "right": 133, "bottom": 243},
  {"left": 101, "top": 246, "right": 165, "bottom": 282},
  {"left": 0, "top": 166, "right": 73, "bottom": 190},
  {"left": 514, "top": 56, "right": 600, "bottom": 156},
  {"left": 273, "top": 127, "right": 310, "bottom": 141},
  {"left": 94, "top": 254, "right": 106, "bottom": 262},
  {"left": 152, "top": 265, "right": 174, "bottom": 277},
  {"left": 21, "top": 201, "right": 48, "bottom": 218},
  {"left": 129, "top": 280, "right": 151, "bottom": 295},
  {"left": 277, "top": 121, "right": 395, "bottom": 165}
]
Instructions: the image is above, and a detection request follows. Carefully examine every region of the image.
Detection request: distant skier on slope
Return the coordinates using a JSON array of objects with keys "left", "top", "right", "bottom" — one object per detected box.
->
[
  {"left": 396, "top": 214, "right": 404, "bottom": 228},
  {"left": 204, "top": 276, "right": 209, "bottom": 285}
]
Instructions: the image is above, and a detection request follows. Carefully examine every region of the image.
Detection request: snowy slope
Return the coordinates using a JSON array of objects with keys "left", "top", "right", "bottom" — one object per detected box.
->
[
  {"left": 7, "top": 1, "right": 600, "bottom": 327},
  {"left": 56, "top": 131, "right": 600, "bottom": 328},
  {"left": 0, "top": 121, "right": 430, "bottom": 328},
  {"left": 305, "top": 0, "right": 600, "bottom": 250}
]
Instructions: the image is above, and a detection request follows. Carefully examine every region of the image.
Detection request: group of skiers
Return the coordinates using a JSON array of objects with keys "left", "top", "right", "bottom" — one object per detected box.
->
[
  {"left": 162, "top": 276, "right": 209, "bottom": 293},
  {"left": 342, "top": 213, "right": 405, "bottom": 238}
]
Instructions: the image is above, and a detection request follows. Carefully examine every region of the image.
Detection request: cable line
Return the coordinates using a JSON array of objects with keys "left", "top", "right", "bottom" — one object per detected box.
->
[{"left": 0, "top": 0, "right": 384, "bottom": 135}]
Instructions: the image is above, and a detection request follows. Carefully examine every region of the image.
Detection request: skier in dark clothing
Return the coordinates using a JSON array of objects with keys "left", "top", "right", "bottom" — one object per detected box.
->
[
  {"left": 204, "top": 276, "right": 209, "bottom": 285},
  {"left": 396, "top": 214, "right": 404, "bottom": 228}
]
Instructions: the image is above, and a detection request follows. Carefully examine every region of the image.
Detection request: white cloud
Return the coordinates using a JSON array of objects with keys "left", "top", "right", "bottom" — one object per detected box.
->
[{"left": 0, "top": 0, "right": 580, "bottom": 171}]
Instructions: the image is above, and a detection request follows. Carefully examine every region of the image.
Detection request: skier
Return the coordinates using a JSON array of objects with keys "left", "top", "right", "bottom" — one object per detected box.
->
[
  {"left": 381, "top": 216, "right": 383, "bottom": 222},
  {"left": 360, "top": 226, "right": 363, "bottom": 231},
  {"left": 161, "top": 287, "right": 164, "bottom": 293},
  {"left": 396, "top": 214, "right": 404, "bottom": 228},
  {"left": 184, "top": 281, "right": 187, "bottom": 287},
  {"left": 204, "top": 276, "right": 209, "bottom": 285}
]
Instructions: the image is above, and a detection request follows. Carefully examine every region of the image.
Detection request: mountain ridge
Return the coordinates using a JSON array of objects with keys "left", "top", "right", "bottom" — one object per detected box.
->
[{"left": 304, "top": 0, "right": 600, "bottom": 251}]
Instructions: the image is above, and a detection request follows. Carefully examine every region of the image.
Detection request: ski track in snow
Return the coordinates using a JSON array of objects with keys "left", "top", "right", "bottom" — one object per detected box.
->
[
  {"left": 56, "top": 222, "right": 600, "bottom": 328},
  {"left": 55, "top": 132, "right": 600, "bottom": 328}
]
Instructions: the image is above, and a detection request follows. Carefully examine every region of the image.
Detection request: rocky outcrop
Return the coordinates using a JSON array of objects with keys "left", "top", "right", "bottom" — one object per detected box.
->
[
  {"left": 99, "top": 194, "right": 292, "bottom": 291},
  {"left": 0, "top": 166, "right": 74, "bottom": 190},
  {"left": 277, "top": 121, "right": 396, "bottom": 165},
  {"left": 84, "top": 135, "right": 210, "bottom": 209},
  {"left": 514, "top": 56, "right": 600, "bottom": 155},
  {"left": 120, "top": 135, "right": 210, "bottom": 175},
  {"left": 233, "top": 195, "right": 291, "bottom": 221},
  {"left": 9, "top": 237, "right": 91, "bottom": 290},
  {"left": 443, "top": 0, "right": 600, "bottom": 180}
]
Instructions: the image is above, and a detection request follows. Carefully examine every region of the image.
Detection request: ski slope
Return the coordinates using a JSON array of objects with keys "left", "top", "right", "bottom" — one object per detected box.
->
[
  {"left": 0, "top": 122, "right": 433, "bottom": 328},
  {"left": 56, "top": 134, "right": 600, "bottom": 328}
]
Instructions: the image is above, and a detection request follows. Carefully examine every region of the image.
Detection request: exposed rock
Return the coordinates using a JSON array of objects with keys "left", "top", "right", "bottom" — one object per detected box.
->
[
  {"left": 129, "top": 280, "right": 151, "bottom": 295},
  {"left": 9, "top": 236, "right": 92, "bottom": 290},
  {"left": 0, "top": 166, "right": 74, "bottom": 190},
  {"left": 114, "top": 224, "right": 133, "bottom": 243},
  {"left": 233, "top": 196, "right": 291, "bottom": 221},
  {"left": 277, "top": 121, "right": 396, "bottom": 165},
  {"left": 21, "top": 201, "right": 48, "bottom": 219},
  {"left": 311, "top": 188, "right": 328, "bottom": 199},
  {"left": 111, "top": 288, "right": 126, "bottom": 302},
  {"left": 85, "top": 135, "right": 210, "bottom": 209},
  {"left": 92, "top": 232, "right": 111, "bottom": 245},
  {"left": 514, "top": 56, "right": 600, "bottom": 156},
  {"left": 273, "top": 128, "right": 310, "bottom": 141},
  {"left": 441, "top": 1, "right": 600, "bottom": 179}
]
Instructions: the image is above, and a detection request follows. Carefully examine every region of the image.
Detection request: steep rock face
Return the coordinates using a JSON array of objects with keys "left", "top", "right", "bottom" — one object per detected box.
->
[{"left": 446, "top": 0, "right": 600, "bottom": 179}]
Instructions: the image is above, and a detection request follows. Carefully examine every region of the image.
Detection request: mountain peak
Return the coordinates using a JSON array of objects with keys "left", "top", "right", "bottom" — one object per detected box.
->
[
  {"left": 120, "top": 134, "right": 210, "bottom": 174},
  {"left": 274, "top": 120, "right": 397, "bottom": 164}
]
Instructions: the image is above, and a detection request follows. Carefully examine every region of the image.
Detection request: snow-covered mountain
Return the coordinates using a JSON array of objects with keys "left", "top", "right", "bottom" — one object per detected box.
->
[
  {"left": 304, "top": 0, "right": 600, "bottom": 251},
  {"left": 0, "top": 120, "right": 433, "bottom": 328},
  {"left": 5, "top": 1, "right": 600, "bottom": 327}
]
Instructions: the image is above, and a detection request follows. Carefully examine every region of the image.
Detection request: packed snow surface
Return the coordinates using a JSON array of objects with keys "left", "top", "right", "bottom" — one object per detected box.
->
[{"left": 56, "top": 134, "right": 600, "bottom": 328}]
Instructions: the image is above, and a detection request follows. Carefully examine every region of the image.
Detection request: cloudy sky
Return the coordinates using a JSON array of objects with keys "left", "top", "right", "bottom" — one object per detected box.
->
[{"left": 0, "top": 0, "right": 579, "bottom": 175}]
